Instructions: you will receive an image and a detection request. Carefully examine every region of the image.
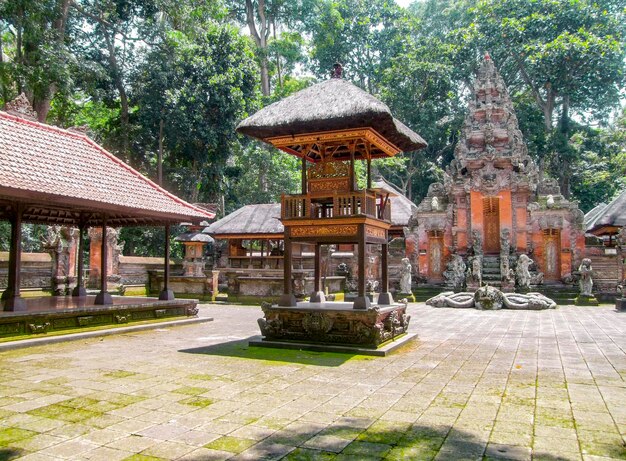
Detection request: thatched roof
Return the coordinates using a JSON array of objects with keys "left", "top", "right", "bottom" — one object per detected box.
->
[
  {"left": 237, "top": 79, "right": 426, "bottom": 153},
  {"left": 585, "top": 189, "right": 626, "bottom": 235},
  {"left": 372, "top": 177, "right": 417, "bottom": 228},
  {"left": 205, "top": 203, "right": 283, "bottom": 238}
]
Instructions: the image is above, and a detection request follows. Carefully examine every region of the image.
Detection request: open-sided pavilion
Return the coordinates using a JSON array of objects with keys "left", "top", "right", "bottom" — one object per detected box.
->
[{"left": 0, "top": 94, "right": 214, "bottom": 319}]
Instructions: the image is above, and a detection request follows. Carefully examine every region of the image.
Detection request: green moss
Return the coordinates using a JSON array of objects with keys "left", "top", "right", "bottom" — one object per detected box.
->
[
  {"left": 122, "top": 455, "right": 167, "bottom": 461},
  {"left": 179, "top": 397, "right": 214, "bottom": 408},
  {"left": 58, "top": 397, "right": 100, "bottom": 409},
  {"left": 357, "top": 422, "right": 410, "bottom": 445},
  {"left": 204, "top": 436, "right": 256, "bottom": 453},
  {"left": 105, "top": 394, "right": 145, "bottom": 407},
  {"left": 188, "top": 373, "right": 216, "bottom": 381},
  {"left": 283, "top": 448, "right": 337, "bottom": 460},
  {"left": 102, "top": 370, "right": 138, "bottom": 379},
  {"left": 0, "top": 427, "right": 37, "bottom": 445},
  {"left": 343, "top": 440, "right": 392, "bottom": 457},
  {"left": 27, "top": 404, "right": 101, "bottom": 423},
  {"left": 172, "top": 386, "right": 209, "bottom": 396},
  {"left": 385, "top": 446, "right": 437, "bottom": 460}
]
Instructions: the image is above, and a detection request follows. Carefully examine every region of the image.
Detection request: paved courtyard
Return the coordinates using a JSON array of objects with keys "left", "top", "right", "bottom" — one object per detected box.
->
[{"left": 0, "top": 303, "right": 625, "bottom": 461}]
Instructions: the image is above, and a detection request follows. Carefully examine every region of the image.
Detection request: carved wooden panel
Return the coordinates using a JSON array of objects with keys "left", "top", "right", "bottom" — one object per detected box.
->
[
  {"left": 543, "top": 228, "right": 561, "bottom": 281},
  {"left": 483, "top": 197, "right": 500, "bottom": 254}
]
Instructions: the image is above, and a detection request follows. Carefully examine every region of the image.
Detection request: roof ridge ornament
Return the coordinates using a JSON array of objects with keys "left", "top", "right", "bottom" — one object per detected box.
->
[
  {"left": 4, "top": 93, "right": 38, "bottom": 121},
  {"left": 331, "top": 62, "right": 343, "bottom": 79}
]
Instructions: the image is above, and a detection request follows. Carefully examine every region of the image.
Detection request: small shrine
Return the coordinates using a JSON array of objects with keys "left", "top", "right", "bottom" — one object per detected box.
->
[
  {"left": 236, "top": 64, "right": 426, "bottom": 353},
  {"left": 408, "top": 55, "right": 585, "bottom": 291}
]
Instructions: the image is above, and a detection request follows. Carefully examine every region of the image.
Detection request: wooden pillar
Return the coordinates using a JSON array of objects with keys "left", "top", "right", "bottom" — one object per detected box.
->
[
  {"left": 159, "top": 223, "right": 175, "bottom": 300},
  {"left": 72, "top": 222, "right": 87, "bottom": 297},
  {"left": 378, "top": 242, "right": 394, "bottom": 305},
  {"left": 94, "top": 216, "right": 112, "bottom": 305},
  {"left": 350, "top": 149, "right": 356, "bottom": 191},
  {"left": 310, "top": 243, "right": 326, "bottom": 303},
  {"left": 279, "top": 233, "right": 297, "bottom": 306},
  {"left": 354, "top": 226, "right": 370, "bottom": 309},
  {"left": 301, "top": 157, "right": 307, "bottom": 194},
  {"left": 2, "top": 204, "right": 26, "bottom": 311},
  {"left": 367, "top": 158, "right": 372, "bottom": 189}
]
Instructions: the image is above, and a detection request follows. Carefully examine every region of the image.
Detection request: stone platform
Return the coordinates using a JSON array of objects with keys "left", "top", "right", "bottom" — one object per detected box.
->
[
  {"left": 0, "top": 295, "right": 199, "bottom": 339},
  {"left": 255, "top": 301, "right": 412, "bottom": 354}
]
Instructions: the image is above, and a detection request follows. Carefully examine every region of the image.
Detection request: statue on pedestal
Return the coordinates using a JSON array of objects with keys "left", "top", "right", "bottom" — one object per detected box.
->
[
  {"left": 575, "top": 258, "right": 599, "bottom": 306},
  {"left": 399, "top": 257, "right": 412, "bottom": 294},
  {"left": 516, "top": 254, "right": 533, "bottom": 291}
]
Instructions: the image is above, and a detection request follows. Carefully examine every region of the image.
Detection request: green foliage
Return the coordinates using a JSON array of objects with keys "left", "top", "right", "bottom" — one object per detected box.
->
[{"left": 224, "top": 142, "right": 300, "bottom": 213}]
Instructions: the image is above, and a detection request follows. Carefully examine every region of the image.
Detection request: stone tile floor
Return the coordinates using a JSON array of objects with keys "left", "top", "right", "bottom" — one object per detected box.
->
[{"left": 0, "top": 303, "right": 625, "bottom": 461}]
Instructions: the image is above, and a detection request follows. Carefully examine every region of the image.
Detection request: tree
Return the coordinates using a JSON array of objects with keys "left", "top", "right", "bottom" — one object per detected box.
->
[
  {"left": 0, "top": 0, "right": 74, "bottom": 120},
  {"left": 474, "top": 0, "right": 626, "bottom": 196},
  {"left": 133, "top": 24, "right": 259, "bottom": 203}
]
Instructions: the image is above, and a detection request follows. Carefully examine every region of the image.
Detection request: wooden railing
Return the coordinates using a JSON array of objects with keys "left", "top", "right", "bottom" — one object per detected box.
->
[{"left": 282, "top": 190, "right": 391, "bottom": 222}]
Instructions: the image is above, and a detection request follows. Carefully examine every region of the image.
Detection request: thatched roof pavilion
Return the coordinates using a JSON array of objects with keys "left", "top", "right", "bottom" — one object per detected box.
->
[
  {"left": 586, "top": 189, "right": 626, "bottom": 237},
  {"left": 237, "top": 77, "right": 426, "bottom": 161}
]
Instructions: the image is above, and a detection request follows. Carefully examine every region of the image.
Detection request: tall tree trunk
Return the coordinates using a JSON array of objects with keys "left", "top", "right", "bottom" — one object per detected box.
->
[
  {"left": 158, "top": 118, "right": 164, "bottom": 186},
  {"left": 103, "top": 29, "right": 130, "bottom": 157},
  {"left": 245, "top": 0, "right": 271, "bottom": 96},
  {"left": 558, "top": 94, "right": 571, "bottom": 199}
]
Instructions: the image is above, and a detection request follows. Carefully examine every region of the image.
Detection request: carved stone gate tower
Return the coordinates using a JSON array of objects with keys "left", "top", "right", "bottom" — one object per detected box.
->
[{"left": 409, "top": 54, "right": 585, "bottom": 288}]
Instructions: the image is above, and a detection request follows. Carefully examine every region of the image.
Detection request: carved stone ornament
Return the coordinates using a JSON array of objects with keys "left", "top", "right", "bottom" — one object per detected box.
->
[
  {"left": 302, "top": 312, "right": 333, "bottom": 334},
  {"left": 426, "top": 288, "right": 556, "bottom": 310},
  {"left": 5, "top": 93, "right": 38, "bottom": 121}
]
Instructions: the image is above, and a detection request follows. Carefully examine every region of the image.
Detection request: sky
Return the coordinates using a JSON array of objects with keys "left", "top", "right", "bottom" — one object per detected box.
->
[{"left": 395, "top": 0, "right": 414, "bottom": 7}]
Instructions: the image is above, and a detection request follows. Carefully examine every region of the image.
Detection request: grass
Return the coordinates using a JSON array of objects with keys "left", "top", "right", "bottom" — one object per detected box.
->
[{"left": 204, "top": 435, "right": 256, "bottom": 453}]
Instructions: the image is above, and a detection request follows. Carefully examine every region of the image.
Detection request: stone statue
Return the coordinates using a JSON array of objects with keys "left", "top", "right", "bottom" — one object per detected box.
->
[
  {"left": 578, "top": 258, "right": 593, "bottom": 296},
  {"left": 399, "top": 257, "right": 412, "bottom": 293},
  {"left": 516, "top": 254, "right": 533, "bottom": 290},
  {"left": 444, "top": 254, "right": 466, "bottom": 292},
  {"left": 426, "top": 288, "right": 556, "bottom": 310},
  {"left": 500, "top": 229, "right": 511, "bottom": 256},
  {"left": 467, "top": 256, "right": 482, "bottom": 285},
  {"left": 471, "top": 230, "right": 483, "bottom": 256},
  {"left": 431, "top": 196, "right": 439, "bottom": 211}
]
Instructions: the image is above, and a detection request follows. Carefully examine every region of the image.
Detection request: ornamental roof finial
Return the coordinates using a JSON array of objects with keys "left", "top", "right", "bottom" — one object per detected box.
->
[{"left": 485, "top": 52, "right": 491, "bottom": 61}]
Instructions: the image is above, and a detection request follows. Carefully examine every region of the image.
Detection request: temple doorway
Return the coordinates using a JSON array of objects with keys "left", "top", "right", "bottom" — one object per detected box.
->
[
  {"left": 483, "top": 197, "right": 500, "bottom": 254},
  {"left": 543, "top": 229, "right": 561, "bottom": 281},
  {"left": 428, "top": 230, "right": 444, "bottom": 280}
]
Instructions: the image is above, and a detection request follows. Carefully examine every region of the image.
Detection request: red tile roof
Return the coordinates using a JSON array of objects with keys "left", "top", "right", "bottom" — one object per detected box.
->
[{"left": 0, "top": 111, "right": 214, "bottom": 226}]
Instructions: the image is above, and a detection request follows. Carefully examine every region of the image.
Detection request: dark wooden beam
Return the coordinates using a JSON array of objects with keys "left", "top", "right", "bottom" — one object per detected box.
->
[
  {"left": 72, "top": 217, "right": 87, "bottom": 297},
  {"left": 159, "top": 223, "right": 175, "bottom": 300},
  {"left": 378, "top": 241, "right": 394, "bottom": 305},
  {"left": 2, "top": 203, "right": 26, "bottom": 311},
  {"left": 310, "top": 243, "right": 325, "bottom": 303},
  {"left": 353, "top": 225, "right": 370, "bottom": 309},
  {"left": 95, "top": 215, "right": 113, "bottom": 305},
  {"left": 278, "top": 232, "right": 297, "bottom": 306}
]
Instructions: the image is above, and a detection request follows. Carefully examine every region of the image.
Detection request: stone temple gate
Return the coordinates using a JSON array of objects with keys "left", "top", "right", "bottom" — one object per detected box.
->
[{"left": 406, "top": 55, "right": 585, "bottom": 290}]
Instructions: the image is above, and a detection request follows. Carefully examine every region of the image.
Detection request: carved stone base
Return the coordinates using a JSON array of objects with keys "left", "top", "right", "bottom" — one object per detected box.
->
[
  {"left": 574, "top": 294, "right": 599, "bottom": 306},
  {"left": 278, "top": 293, "right": 297, "bottom": 307},
  {"left": 377, "top": 292, "right": 394, "bottom": 305},
  {"left": 616, "top": 298, "right": 626, "bottom": 311},
  {"left": 257, "top": 301, "right": 410, "bottom": 348}
]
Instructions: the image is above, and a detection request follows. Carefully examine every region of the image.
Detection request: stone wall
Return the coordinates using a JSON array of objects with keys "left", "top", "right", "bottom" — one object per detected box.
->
[{"left": 0, "top": 252, "right": 53, "bottom": 291}]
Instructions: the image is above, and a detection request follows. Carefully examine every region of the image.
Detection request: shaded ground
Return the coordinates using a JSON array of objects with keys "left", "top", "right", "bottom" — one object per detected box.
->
[{"left": 0, "top": 303, "right": 625, "bottom": 460}]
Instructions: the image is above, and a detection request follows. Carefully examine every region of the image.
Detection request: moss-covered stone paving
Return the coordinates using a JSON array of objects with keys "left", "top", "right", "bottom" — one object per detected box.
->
[{"left": 0, "top": 303, "right": 624, "bottom": 460}]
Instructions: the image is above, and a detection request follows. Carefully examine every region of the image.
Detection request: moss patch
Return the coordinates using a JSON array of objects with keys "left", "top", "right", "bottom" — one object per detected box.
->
[
  {"left": 58, "top": 397, "right": 100, "bottom": 409},
  {"left": 122, "top": 455, "right": 167, "bottom": 461},
  {"left": 0, "top": 427, "right": 37, "bottom": 445},
  {"left": 179, "top": 397, "right": 214, "bottom": 408},
  {"left": 172, "top": 386, "right": 209, "bottom": 396},
  {"left": 283, "top": 448, "right": 337, "bottom": 460},
  {"left": 205, "top": 435, "right": 256, "bottom": 453},
  {"left": 27, "top": 404, "right": 101, "bottom": 423},
  {"left": 102, "top": 370, "right": 138, "bottom": 379}
]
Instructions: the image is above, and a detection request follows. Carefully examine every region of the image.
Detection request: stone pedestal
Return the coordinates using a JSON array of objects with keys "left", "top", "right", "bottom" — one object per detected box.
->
[
  {"left": 615, "top": 298, "right": 626, "bottom": 311},
  {"left": 257, "top": 301, "right": 410, "bottom": 349}
]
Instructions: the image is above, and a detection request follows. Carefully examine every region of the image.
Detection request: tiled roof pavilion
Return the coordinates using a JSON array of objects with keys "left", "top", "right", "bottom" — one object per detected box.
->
[
  {"left": 0, "top": 99, "right": 214, "bottom": 227},
  {"left": 0, "top": 95, "right": 214, "bottom": 310}
]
